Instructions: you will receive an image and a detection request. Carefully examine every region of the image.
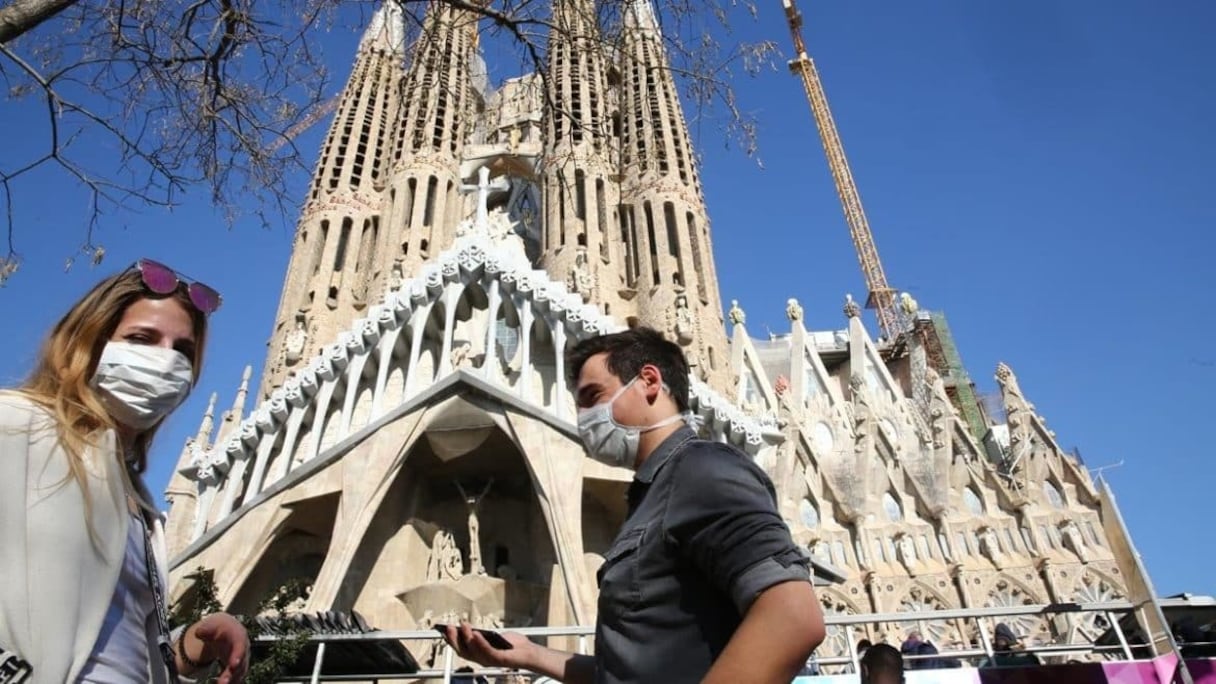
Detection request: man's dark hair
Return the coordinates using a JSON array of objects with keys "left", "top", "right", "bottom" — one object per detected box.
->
[
  {"left": 565, "top": 327, "right": 690, "bottom": 412},
  {"left": 861, "top": 643, "right": 904, "bottom": 684}
]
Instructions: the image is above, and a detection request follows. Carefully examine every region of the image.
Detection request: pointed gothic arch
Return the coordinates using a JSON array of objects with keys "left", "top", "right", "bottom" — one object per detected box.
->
[
  {"left": 228, "top": 492, "right": 341, "bottom": 616},
  {"left": 333, "top": 410, "right": 560, "bottom": 648}
]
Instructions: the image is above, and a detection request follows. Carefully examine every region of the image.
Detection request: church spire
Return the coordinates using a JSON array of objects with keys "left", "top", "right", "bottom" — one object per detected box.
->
[
  {"left": 259, "top": 0, "right": 408, "bottom": 395},
  {"left": 617, "top": 0, "right": 729, "bottom": 390},
  {"left": 538, "top": 0, "right": 623, "bottom": 313},
  {"left": 378, "top": 0, "right": 483, "bottom": 280}
]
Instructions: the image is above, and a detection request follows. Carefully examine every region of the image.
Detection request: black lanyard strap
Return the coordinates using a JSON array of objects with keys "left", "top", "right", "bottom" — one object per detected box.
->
[{"left": 135, "top": 510, "right": 181, "bottom": 682}]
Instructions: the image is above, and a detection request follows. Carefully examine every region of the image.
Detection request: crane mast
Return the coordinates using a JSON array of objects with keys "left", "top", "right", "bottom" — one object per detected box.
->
[{"left": 781, "top": 0, "right": 906, "bottom": 340}]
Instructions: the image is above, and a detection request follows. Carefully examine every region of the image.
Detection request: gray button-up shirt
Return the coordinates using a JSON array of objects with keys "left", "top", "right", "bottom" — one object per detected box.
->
[{"left": 593, "top": 427, "right": 811, "bottom": 683}]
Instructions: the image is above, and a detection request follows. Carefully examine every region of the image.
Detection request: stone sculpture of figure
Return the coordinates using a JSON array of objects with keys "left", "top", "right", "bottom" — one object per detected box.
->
[
  {"left": 896, "top": 534, "right": 917, "bottom": 571},
  {"left": 450, "top": 340, "right": 473, "bottom": 369},
  {"left": 427, "top": 529, "right": 464, "bottom": 582},
  {"left": 786, "top": 298, "right": 803, "bottom": 323},
  {"left": 728, "top": 299, "right": 746, "bottom": 326},
  {"left": 388, "top": 258, "right": 405, "bottom": 291},
  {"left": 284, "top": 312, "right": 308, "bottom": 364},
  {"left": 455, "top": 479, "right": 494, "bottom": 576},
  {"left": 674, "top": 294, "right": 695, "bottom": 345},
  {"left": 843, "top": 294, "right": 861, "bottom": 319},
  {"left": 979, "top": 527, "right": 1003, "bottom": 562},
  {"left": 1060, "top": 520, "right": 1089, "bottom": 562},
  {"left": 568, "top": 245, "right": 594, "bottom": 301}
]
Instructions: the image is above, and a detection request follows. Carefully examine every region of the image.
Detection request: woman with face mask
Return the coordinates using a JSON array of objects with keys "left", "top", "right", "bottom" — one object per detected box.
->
[{"left": 0, "top": 260, "right": 250, "bottom": 683}]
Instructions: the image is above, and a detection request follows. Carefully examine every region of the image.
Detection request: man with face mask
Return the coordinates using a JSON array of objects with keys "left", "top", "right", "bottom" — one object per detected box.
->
[{"left": 441, "top": 327, "right": 825, "bottom": 683}]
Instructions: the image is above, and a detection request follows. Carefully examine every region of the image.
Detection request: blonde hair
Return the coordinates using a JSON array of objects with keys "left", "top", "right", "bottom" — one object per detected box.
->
[{"left": 17, "top": 266, "right": 208, "bottom": 513}]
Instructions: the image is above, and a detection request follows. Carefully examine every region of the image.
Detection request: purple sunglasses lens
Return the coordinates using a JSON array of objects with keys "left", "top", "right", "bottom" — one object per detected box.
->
[
  {"left": 188, "top": 282, "right": 222, "bottom": 314},
  {"left": 138, "top": 259, "right": 179, "bottom": 294}
]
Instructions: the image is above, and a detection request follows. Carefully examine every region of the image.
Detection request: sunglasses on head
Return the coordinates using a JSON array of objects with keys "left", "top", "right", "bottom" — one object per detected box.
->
[{"left": 134, "top": 258, "right": 222, "bottom": 314}]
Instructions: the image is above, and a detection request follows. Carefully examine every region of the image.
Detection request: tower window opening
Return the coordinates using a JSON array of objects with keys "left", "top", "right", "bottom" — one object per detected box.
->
[
  {"left": 327, "top": 286, "right": 339, "bottom": 309},
  {"left": 644, "top": 201, "right": 659, "bottom": 286},
  {"left": 423, "top": 176, "right": 438, "bottom": 227},
  {"left": 596, "top": 179, "right": 608, "bottom": 259},
  {"left": 664, "top": 201, "right": 681, "bottom": 263},
  {"left": 687, "top": 212, "right": 709, "bottom": 304},
  {"left": 313, "top": 220, "right": 329, "bottom": 275},
  {"left": 333, "top": 218, "right": 353, "bottom": 271},
  {"left": 559, "top": 182, "right": 567, "bottom": 246},
  {"left": 405, "top": 177, "right": 417, "bottom": 225},
  {"left": 575, "top": 170, "right": 587, "bottom": 221}
]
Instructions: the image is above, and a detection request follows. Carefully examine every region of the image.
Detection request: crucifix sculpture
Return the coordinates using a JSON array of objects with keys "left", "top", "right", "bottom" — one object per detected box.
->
[
  {"left": 459, "top": 166, "right": 510, "bottom": 229},
  {"left": 454, "top": 478, "right": 494, "bottom": 576}
]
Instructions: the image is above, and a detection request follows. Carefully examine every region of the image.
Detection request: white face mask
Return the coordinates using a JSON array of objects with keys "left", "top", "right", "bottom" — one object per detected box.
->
[
  {"left": 91, "top": 341, "right": 194, "bottom": 430},
  {"left": 576, "top": 376, "right": 685, "bottom": 468}
]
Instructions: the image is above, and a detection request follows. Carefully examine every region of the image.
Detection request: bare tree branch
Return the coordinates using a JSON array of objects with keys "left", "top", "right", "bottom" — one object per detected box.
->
[{"left": 0, "top": 0, "right": 778, "bottom": 284}]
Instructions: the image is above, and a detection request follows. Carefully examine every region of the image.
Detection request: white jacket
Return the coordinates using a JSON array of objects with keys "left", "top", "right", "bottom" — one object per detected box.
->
[{"left": 0, "top": 392, "right": 177, "bottom": 683}]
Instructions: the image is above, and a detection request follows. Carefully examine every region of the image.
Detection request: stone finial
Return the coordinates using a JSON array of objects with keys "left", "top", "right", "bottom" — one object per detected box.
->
[
  {"left": 195, "top": 392, "right": 218, "bottom": 446},
  {"left": 843, "top": 293, "right": 861, "bottom": 319},
  {"left": 785, "top": 298, "right": 803, "bottom": 322},
  {"left": 995, "top": 361, "right": 1013, "bottom": 384},
  {"left": 226, "top": 365, "right": 253, "bottom": 426},
  {"left": 900, "top": 292, "right": 919, "bottom": 315},
  {"left": 728, "top": 299, "right": 746, "bottom": 326}
]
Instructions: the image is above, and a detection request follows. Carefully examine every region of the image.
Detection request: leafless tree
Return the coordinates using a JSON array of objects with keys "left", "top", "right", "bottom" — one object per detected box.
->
[{"left": 0, "top": 0, "right": 776, "bottom": 283}]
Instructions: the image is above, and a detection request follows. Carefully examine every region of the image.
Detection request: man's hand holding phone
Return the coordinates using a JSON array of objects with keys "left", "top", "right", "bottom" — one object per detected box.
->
[{"left": 434, "top": 622, "right": 533, "bottom": 670}]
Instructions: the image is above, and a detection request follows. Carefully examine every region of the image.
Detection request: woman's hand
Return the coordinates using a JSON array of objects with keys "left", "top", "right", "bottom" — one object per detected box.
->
[{"left": 180, "top": 612, "right": 250, "bottom": 683}]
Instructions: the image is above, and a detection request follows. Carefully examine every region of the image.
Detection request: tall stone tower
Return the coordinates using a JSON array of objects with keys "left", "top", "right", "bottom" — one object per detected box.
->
[
  {"left": 260, "top": 3, "right": 407, "bottom": 394},
  {"left": 616, "top": 0, "right": 729, "bottom": 388},
  {"left": 538, "top": 0, "right": 623, "bottom": 318},
  {"left": 379, "top": 0, "right": 482, "bottom": 280}
]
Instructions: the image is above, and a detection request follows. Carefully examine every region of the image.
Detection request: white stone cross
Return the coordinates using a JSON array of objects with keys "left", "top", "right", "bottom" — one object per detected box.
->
[{"left": 460, "top": 166, "right": 510, "bottom": 230}]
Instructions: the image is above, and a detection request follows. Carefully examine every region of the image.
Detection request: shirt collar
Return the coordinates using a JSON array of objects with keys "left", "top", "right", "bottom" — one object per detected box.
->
[{"left": 633, "top": 425, "right": 696, "bottom": 485}]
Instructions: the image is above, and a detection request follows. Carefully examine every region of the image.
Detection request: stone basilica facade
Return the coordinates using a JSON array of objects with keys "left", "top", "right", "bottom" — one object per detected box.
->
[{"left": 164, "top": 0, "right": 1133, "bottom": 668}]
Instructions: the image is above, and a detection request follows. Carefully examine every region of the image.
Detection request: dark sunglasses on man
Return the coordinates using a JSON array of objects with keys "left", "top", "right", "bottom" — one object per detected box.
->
[{"left": 134, "top": 258, "right": 222, "bottom": 314}]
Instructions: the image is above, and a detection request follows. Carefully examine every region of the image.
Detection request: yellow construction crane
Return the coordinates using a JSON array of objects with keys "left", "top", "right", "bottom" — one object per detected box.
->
[{"left": 781, "top": 0, "right": 907, "bottom": 341}]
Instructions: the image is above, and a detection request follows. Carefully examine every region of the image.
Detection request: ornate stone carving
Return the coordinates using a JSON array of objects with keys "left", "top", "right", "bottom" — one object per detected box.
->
[
  {"left": 568, "top": 245, "right": 595, "bottom": 302},
  {"left": 979, "top": 526, "right": 1004, "bottom": 563},
  {"left": 284, "top": 311, "right": 309, "bottom": 365},
  {"left": 773, "top": 375, "right": 790, "bottom": 397},
  {"left": 896, "top": 533, "right": 917, "bottom": 573},
  {"left": 674, "top": 293, "right": 695, "bottom": 345},
  {"left": 426, "top": 529, "right": 463, "bottom": 582},
  {"left": 1060, "top": 520, "right": 1090, "bottom": 562},
  {"left": 450, "top": 340, "right": 473, "bottom": 369},
  {"left": 388, "top": 258, "right": 405, "bottom": 292}
]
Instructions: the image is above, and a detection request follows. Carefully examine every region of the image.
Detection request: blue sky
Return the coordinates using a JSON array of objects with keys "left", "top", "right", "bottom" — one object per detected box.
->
[{"left": 1, "top": 0, "right": 1212, "bottom": 598}]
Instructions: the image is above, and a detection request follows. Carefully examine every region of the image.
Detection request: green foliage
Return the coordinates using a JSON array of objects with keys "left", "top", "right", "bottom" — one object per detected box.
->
[{"left": 170, "top": 567, "right": 313, "bottom": 684}]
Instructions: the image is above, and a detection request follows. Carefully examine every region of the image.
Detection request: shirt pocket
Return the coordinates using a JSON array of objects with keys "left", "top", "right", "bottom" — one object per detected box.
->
[{"left": 597, "top": 526, "right": 644, "bottom": 612}]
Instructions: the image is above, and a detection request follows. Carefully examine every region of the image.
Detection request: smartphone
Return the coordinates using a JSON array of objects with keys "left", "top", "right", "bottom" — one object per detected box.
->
[{"left": 433, "top": 624, "right": 514, "bottom": 650}]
